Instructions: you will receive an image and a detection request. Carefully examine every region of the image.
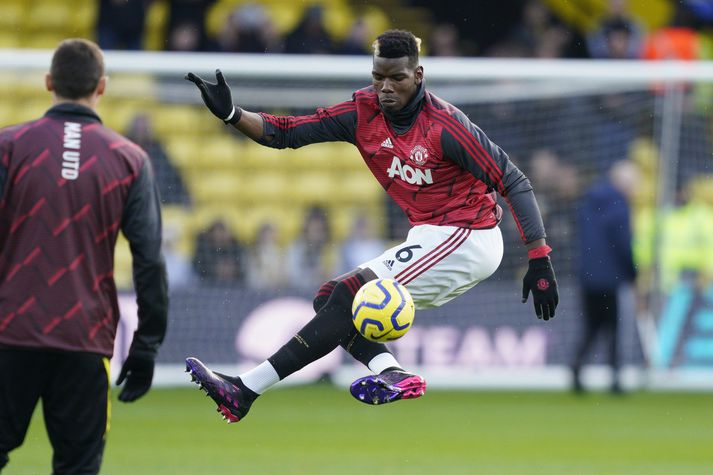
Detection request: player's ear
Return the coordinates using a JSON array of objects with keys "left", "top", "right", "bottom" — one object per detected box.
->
[
  {"left": 415, "top": 65, "right": 424, "bottom": 85},
  {"left": 96, "top": 76, "right": 107, "bottom": 97},
  {"left": 45, "top": 73, "right": 54, "bottom": 92}
]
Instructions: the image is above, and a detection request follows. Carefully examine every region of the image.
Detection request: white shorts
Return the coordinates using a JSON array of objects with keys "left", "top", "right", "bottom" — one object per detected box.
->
[{"left": 359, "top": 225, "right": 503, "bottom": 309}]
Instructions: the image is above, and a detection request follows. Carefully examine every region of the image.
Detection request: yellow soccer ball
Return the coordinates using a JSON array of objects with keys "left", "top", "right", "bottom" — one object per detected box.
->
[{"left": 351, "top": 278, "right": 415, "bottom": 342}]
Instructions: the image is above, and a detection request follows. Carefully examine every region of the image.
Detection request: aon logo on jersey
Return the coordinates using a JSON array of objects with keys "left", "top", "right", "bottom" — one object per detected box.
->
[{"left": 386, "top": 156, "right": 433, "bottom": 185}]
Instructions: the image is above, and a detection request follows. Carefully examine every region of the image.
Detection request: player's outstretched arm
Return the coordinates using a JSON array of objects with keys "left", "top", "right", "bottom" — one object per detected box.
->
[
  {"left": 185, "top": 69, "right": 264, "bottom": 140},
  {"left": 521, "top": 239, "right": 559, "bottom": 321}
]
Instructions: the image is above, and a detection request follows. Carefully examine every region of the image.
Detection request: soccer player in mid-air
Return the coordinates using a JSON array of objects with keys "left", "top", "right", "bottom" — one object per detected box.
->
[{"left": 185, "top": 29, "right": 558, "bottom": 423}]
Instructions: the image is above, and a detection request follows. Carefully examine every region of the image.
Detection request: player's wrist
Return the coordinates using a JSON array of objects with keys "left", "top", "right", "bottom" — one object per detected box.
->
[
  {"left": 223, "top": 105, "right": 243, "bottom": 125},
  {"left": 527, "top": 245, "right": 552, "bottom": 260}
]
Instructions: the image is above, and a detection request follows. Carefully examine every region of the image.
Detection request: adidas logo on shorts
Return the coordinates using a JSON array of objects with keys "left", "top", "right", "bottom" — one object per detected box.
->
[{"left": 382, "top": 259, "right": 394, "bottom": 270}]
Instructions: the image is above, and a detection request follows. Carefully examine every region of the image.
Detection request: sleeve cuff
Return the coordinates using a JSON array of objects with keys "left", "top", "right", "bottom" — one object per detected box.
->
[{"left": 528, "top": 245, "right": 552, "bottom": 260}]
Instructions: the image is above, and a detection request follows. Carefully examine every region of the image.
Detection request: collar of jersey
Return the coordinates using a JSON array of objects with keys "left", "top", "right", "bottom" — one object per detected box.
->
[{"left": 45, "top": 103, "right": 103, "bottom": 123}]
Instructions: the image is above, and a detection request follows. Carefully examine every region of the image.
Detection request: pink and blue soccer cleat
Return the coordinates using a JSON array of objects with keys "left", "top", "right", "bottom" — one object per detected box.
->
[
  {"left": 350, "top": 370, "right": 426, "bottom": 405},
  {"left": 185, "top": 357, "right": 254, "bottom": 423}
]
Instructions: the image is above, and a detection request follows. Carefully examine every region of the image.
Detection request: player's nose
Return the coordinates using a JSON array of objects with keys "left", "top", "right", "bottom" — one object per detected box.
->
[{"left": 380, "top": 79, "right": 395, "bottom": 92}]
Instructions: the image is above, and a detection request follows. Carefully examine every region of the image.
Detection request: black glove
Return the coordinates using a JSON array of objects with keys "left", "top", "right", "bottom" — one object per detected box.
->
[
  {"left": 521, "top": 256, "right": 559, "bottom": 321},
  {"left": 116, "top": 354, "right": 155, "bottom": 402},
  {"left": 185, "top": 69, "right": 242, "bottom": 124}
]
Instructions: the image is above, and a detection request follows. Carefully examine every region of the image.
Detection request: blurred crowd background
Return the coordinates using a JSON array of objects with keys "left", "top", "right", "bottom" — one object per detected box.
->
[
  {"left": 2, "top": 0, "right": 713, "bottom": 59},
  {"left": 1, "top": 0, "right": 712, "bottom": 312}
]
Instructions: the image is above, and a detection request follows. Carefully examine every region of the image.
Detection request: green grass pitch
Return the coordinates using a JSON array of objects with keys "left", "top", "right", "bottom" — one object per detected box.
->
[{"left": 5, "top": 385, "right": 713, "bottom": 475}]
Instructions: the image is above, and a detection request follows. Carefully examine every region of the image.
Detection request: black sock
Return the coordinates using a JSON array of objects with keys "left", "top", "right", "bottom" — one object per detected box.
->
[
  {"left": 341, "top": 331, "right": 398, "bottom": 369},
  {"left": 268, "top": 276, "right": 365, "bottom": 379}
]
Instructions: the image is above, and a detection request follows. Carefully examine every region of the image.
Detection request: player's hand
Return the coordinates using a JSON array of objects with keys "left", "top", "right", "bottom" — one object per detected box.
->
[
  {"left": 185, "top": 69, "right": 241, "bottom": 124},
  {"left": 116, "top": 354, "right": 155, "bottom": 402},
  {"left": 521, "top": 256, "right": 559, "bottom": 320}
]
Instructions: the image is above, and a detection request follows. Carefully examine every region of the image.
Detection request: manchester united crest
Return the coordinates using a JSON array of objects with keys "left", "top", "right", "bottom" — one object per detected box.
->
[{"left": 409, "top": 145, "right": 429, "bottom": 165}]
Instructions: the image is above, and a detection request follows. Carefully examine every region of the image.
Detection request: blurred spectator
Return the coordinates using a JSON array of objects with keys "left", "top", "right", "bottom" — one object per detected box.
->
[
  {"left": 509, "top": 0, "right": 588, "bottom": 58},
  {"left": 97, "top": 0, "right": 149, "bottom": 50},
  {"left": 285, "top": 206, "right": 336, "bottom": 289},
  {"left": 338, "top": 213, "right": 386, "bottom": 274},
  {"left": 218, "top": 3, "right": 280, "bottom": 53},
  {"left": 508, "top": 0, "right": 554, "bottom": 56},
  {"left": 125, "top": 113, "right": 191, "bottom": 206},
  {"left": 193, "top": 219, "right": 244, "bottom": 285},
  {"left": 587, "top": 0, "right": 643, "bottom": 59},
  {"left": 589, "top": 92, "right": 639, "bottom": 175},
  {"left": 599, "top": 19, "right": 639, "bottom": 59},
  {"left": 684, "top": 0, "right": 713, "bottom": 25},
  {"left": 162, "top": 222, "right": 195, "bottom": 290},
  {"left": 411, "top": 0, "right": 521, "bottom": 55},
  {"left": 338, "top": 17, "right": 371, "bottom": 55},
  {"left": 167, "top": 22, "right": 210, "bottom": 52},
  {"left": 165, "top": 0, "right": 218, "bottom": 52},
  {"left": 429, "top": 23, "right": 462, "bottom": 57},
  {"left": 571, "top": 160, "right": 639, "bottom": 394},
  {"left": 659, "top": 176, "right": 713, "bottom": 291},
  {"left": 643, "top": 2, "right": 701, "bottom": 60},
  {"left": 246, "top": 221, "right": 287, "bottom": 290},
  {"left": 283, "top": 5, "right": 334, "bottom": 54}
]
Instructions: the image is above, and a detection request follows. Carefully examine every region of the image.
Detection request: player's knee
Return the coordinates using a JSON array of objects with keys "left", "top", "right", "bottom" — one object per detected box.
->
[{"left": 313, "top": 280, "right": 338, "bottom": 312}]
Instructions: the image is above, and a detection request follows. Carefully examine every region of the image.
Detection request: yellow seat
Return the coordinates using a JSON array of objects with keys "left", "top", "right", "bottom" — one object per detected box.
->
[
  {"left": 206, "top": 0, "right": 243, "bottom": 39},
  {"left": 20, "top": 33, "right": 63, "bottom": 49},
  {"left": 287, "top": 171, "right": 337, "bottom": 205},
  {"left": 282, "top": 142, "right": 339, "bottom": 169},
  {"left": 0, "top": 2, "right": 25, "bottom": 30},
  {"left": 24, "top": 1, "right": 72, "bottom": 32},
  {"left": 188, "top": 170, "right": 242, "bottom": 204},
  {"left": 239, "top": 172, "right": 290, "bottom": 205},
  {"left": 152, "top": 105, "right": 209, "bottom": 137},
  {"left": 239, "top": 141, "right": 285, "bottom": 170},
  {"left": 332, "top": 170, "right": 383, "bottom": 205},
  {"left": 265, "top": 3, "right": 303, "bottom": 35},
  {"left": 98, "top": 101, "right": 142, "bottom": 134},
  {"left": 103, "top": 75, "right": 156, "bottom": 104},
  {"left": 12, "top": 99, "right": 50, "bottom": 124},
  {"left": 0, "top": 33, "right": 20, "bottom": 49},
  {"left": 332, "top": 142, "right": 365, "bottom": 170},
  {"left": 191, "top": 135, "right": 244, "bottom": 169},
  {"left": 359, "top": 6, "right": 391, "bottom": 42},
  {"left": 322, "top": 3, "right": 355, "bottom": 41},
  {"left": 69, "top": 0, "right": 97, "bottom": 33},
  {"left": 143, "top": 0, "right": 169, "bottom": 50},
  {"left": 166, "top": 136, "right": 200, "bottom": 170}
]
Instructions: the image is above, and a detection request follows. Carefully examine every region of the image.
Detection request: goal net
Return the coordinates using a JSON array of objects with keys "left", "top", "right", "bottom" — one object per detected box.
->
[{"left": 2, "top": 51, "right": 712, "bottom": 390}]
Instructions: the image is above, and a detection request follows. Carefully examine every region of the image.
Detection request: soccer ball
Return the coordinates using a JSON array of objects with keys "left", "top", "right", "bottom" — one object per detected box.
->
[{"left": 351, "top": 278, "right": 415, "bottom": 342}]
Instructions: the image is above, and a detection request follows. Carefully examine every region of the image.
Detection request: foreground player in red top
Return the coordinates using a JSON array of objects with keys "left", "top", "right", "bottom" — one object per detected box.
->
[{"left": 185, "top": 30, "right": 558, "bottom": 423}]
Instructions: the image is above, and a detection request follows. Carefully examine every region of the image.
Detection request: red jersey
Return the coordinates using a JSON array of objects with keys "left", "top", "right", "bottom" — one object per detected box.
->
[
  {"left": 0, "top": 104, "right": 167, "bottom": 357},
  {"left": 259, "top": 85, "right": 545, "bottom": 243}
]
